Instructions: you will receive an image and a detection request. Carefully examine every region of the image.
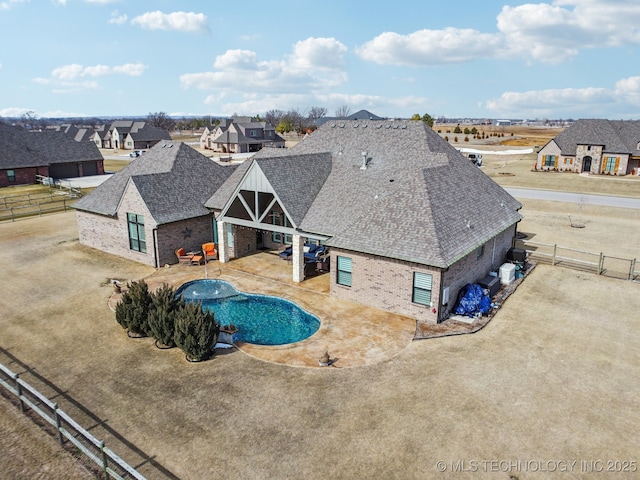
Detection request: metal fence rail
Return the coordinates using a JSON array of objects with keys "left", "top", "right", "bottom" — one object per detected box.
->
[
  {"left": 516, "top": 239, "right": 639, "bottom": 281},
  {"left": 0, "top": 362, "right": 145, "bottom": 480}
]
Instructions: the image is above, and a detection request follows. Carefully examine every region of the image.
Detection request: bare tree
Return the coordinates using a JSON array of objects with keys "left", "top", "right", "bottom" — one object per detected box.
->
[
  {"left": 283, "top": 108, "right": 306, "bottom": 133},
  {"left": 147, "top": 112, "right": 176, "bottom": 131},
  {"left": 264, "top": 110, "right": 285, "bottom": 127},
  {"left": 307, "top": 106, "right": 327, "bottom": 121},
  {"left": 335, "top": 105, "right": 351, "bottom": 118}
]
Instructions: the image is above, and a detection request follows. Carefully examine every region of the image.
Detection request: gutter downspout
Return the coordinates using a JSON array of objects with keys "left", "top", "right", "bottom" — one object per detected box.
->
[{"left": 153, "top": 228, "right": 159, "bottom": 268}]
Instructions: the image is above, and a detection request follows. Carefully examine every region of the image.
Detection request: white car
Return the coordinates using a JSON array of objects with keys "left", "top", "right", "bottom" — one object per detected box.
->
[{"left": 129, "top": 150, "right": 145, "bottom": 158}]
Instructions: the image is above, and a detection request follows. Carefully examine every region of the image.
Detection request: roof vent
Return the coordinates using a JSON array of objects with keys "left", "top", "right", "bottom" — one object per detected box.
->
[{"left": 360, "top": 151, "right": 368, "bottom": 170}]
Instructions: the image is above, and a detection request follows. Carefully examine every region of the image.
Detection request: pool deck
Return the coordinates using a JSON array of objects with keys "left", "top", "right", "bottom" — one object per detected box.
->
[{"left": 109, "top": 251, "right": 417, "bottom": 369}]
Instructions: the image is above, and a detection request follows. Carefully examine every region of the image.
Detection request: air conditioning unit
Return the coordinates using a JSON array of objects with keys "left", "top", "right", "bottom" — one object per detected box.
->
[{"left": 499, "top": 263, "right": 516, "bottom": 285}]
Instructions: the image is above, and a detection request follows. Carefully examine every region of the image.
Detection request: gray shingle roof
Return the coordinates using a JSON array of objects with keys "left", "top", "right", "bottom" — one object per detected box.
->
[
  {"left": 0, "top": 123, "right": 102, "bottom": 169},
  {"left": 211, "top": 120, "right": 522, "bottom": 268},
  {"left": 553, "top": 119, "right": 640, "bottom": 156},
  {"left": 253, "top": 152, "right": 332, "bottom": 225},
  {"left": 73, "top": 141, "right": 237, "bottom": 224}
]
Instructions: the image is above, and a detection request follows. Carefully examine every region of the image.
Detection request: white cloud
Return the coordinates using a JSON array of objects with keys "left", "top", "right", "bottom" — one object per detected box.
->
[
  {"left": 131, "top": 11, "right": 209, "bottom": 34},
  {"left": 289, "top": 37, "right": 347, "bottom": 70},
  {"left": 108, "top": 10, "right": 127, "bottom": 25},
  {"left": 356, "top": 1, "right": 640, "bottom": 67},
  {"left": 357, "top": 28, "right": 504, "bottom": 66},
  {"left": 485, "top": 76, "right": 640, "bottom": 117},
  {"left": 181, "top": 38, "right": 348, "bottom": 95},
  {"left": 497, "top": 1, "right": 640, "bottom": 63},
  {"left": 1, "top": 0, "right": 29, "bottom": 11},
  {"left": 51, "top": 62, "right": 146, "bottom": 80}
]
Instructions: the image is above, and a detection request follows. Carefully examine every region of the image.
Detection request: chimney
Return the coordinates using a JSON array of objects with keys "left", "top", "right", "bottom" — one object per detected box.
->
[{"left": 360, "top": 151, "right": 368, "bottom": 170}]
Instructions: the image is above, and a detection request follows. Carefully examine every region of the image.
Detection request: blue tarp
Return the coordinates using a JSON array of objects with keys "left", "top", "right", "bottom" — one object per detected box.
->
[{"left": 454, "top": 283, "right": 491, "bottom": 317}]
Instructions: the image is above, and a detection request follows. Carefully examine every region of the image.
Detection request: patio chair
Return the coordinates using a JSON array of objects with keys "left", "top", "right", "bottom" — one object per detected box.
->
[
  {"left": 201, "top": 242, "right": 217, "bottom": 262},
  {"left": 175, "top": 248, "right": 193, "bottom": 265}
]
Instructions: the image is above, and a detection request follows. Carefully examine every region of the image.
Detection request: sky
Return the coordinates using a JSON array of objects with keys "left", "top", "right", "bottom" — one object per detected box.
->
[{"left": 2, "top": 0, "right": 640, "bottom": 120}]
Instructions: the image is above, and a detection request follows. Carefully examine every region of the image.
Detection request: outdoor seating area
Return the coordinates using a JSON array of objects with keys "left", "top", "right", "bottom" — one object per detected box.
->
[
  {"left": 175, "top": 247, "right": 204, "bottom": 266},
  {"left": 279, "top": 243, "right": 326, "bottom": 263},
  {"left": 202, "top": 242, "right": 217, "bottom": 263}
]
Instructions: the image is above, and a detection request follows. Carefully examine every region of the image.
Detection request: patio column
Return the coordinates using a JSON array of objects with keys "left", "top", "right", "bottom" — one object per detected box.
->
[
  {"left": 218, "top": 220, "right": 229, "bottom": 263},
  {"left": 292, "top": 234, "right": 304, "bottom": 283}
]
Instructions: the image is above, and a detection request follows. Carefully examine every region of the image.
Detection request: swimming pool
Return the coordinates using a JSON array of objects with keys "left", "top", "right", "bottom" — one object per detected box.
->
[{"left": 175, "top": 279, "right": 320, "bottom": 346}]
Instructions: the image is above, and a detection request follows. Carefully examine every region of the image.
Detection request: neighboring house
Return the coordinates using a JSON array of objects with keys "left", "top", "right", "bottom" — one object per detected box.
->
[
  {"left": 536, "top": 119, "right": 640, "bottom": 175},
  {"left": 205, "top": 120, "right": 522, "bottom": 326},
  {"left": 0, "top": 123, "right": 104, "bottom": 187},
  {"left": 315, "top": 109, "right": 385, "bottom": 127},
  {"left": 73, "top": 141, "right": 237, "bottom": 267},
  {"left": 94, "top": 121, "right": 171, "bottom": 150},
  {"left": 199, "top": 117, "right": 285, "bottom": 153}
]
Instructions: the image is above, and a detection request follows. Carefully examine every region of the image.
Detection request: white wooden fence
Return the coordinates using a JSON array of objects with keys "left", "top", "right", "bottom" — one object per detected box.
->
[{"left": 0, "top": 362, "right": 145, "bottom": 480}]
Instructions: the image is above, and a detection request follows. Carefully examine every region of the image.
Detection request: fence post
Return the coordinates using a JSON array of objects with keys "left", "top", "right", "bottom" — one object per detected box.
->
[
  {"left": 598, "top": 253, "right": 604, "bottom": 275},
  {"left": 11, "top": 206, "right": 15, "bottom": 222},
  {"left": 100, "top": 441, "right": 109, "bottom": 479},
  {"left": 53, "top": 403, "right": 64, "bottom": 445},
  {"left": 14, "top": 373, "right": 25, "bottom": 412},
  {"left": 552, "top": 244, "right": 557, "bottom": 266},
  {"left": 630, "top": 258, "right": 636, "bottom": 281}
]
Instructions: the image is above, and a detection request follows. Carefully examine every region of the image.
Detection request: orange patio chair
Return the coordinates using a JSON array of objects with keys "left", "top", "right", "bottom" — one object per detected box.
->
[
  {"left": 175, "top": 247, "right": 193, "bottom": 265},
  {"left": 202, "top": 242, "right": 217, "bottom": 262}
]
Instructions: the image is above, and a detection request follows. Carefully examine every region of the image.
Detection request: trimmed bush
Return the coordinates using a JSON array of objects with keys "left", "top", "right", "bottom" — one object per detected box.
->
[
  {"left": 115, "top": 280, "right": 152, "bottom": 337},
  {"left": 174, "top": 301, "right": 220, "bottom": 362},
  {"left": 148, "top": 284, "right": 184, "bottom": 348}
]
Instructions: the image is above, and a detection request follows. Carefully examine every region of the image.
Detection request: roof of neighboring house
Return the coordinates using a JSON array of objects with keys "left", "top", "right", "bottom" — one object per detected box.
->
[
  {"left": 0, "top": 123, "right": 103, "bottom": 169},
  {"left": 73, "top": 141, "right": 237, "bottom": 225},
  {"left": 126, "top": 123, "right": 172, "bottom": 143},
  {"left": 315, "top": 110, "right": 386, "bottom": 127},
  {"left": 208, "top": 120, "right": 284, "bottom": 145},
  {"left": 552, "top": 119, "right": 640, "bottom": 156},
  {"left": 212, "top": 120, "right": 522, "bottom": 268}
]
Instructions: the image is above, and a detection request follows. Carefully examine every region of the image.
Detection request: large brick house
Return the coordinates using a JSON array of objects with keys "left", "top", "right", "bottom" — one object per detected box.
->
[
  {"left": 73, "top": 141, "right": 237, "bottom": 267},
  {"left": 536, "top": 119, "right": 640, "bottom": 175},
  {"left": 205, "top": 120, "right": 522, "bottom": 326},
  {"left": 0, "top": 123, "right": 104, "bottom": 187}
]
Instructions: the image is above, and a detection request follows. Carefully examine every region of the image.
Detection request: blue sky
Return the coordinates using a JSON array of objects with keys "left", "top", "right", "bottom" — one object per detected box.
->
[{"left": 1, "top": 0, "right": 640, "bottom": 120}]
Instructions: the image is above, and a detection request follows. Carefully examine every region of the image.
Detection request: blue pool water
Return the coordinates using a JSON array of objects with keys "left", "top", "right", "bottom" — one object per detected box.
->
[{"left": 175, "top": 279, "right": 320, "bottom": 346}]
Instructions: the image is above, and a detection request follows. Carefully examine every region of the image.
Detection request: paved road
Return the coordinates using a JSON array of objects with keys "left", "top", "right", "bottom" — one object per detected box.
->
[{"left": 505, "top": 187, "right": 640, "bottom": 210}]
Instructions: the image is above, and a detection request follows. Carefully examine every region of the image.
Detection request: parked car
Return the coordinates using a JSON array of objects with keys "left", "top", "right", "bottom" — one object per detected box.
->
[
  {"left": 467, "top": 153, "right": 482, "bottom": 166},
  {"left": 129, "top": 150, "right": 145, "bottom": 158}
]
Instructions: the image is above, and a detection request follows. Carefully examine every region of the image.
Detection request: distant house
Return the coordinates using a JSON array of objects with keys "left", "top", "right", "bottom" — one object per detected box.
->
[
  {"left": 205, "top": 120, "right": 522, "bottom": 326},
  {"left": 0, "top": 123, "right": 104, "bottom": 187},
  {"left": 536, "top": 119, "right": 640, "bottom": 175},
  {"left": 93, "top": 121, "right": 171, "bottom": 150},
  {"left": 73, "top": 141, "right": 237, "bottom": 267},
  {"left": 200, "top": 117, "right": 285, "bottom": 153},
  {"left": 315, "top": 109, "right": 385, "bottom": 127}
]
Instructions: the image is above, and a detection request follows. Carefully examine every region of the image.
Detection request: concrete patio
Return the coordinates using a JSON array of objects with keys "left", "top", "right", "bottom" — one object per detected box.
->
[{"left": 110, "top": 249, "right": 417, "bottom": 368}]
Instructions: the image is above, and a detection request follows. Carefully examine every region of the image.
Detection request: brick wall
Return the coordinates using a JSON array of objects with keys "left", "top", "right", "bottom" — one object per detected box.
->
[
  {"left": 442, "top": 225, "right": 516, "bottom": 317},
  {"left": 77, "top": 182, "right": 217, "bottom": 267},
  {"left": 156, "top": 216, "right": 215, "bottom": 267},
  {"left": 0, "top": 166, "right": 49, "bottom": 187},
  {"left": 329, "top": 249, "right": 442, "bottom": 325},
  {"left": 329, "top": 225, "right": 516, "bottom": 326}
]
